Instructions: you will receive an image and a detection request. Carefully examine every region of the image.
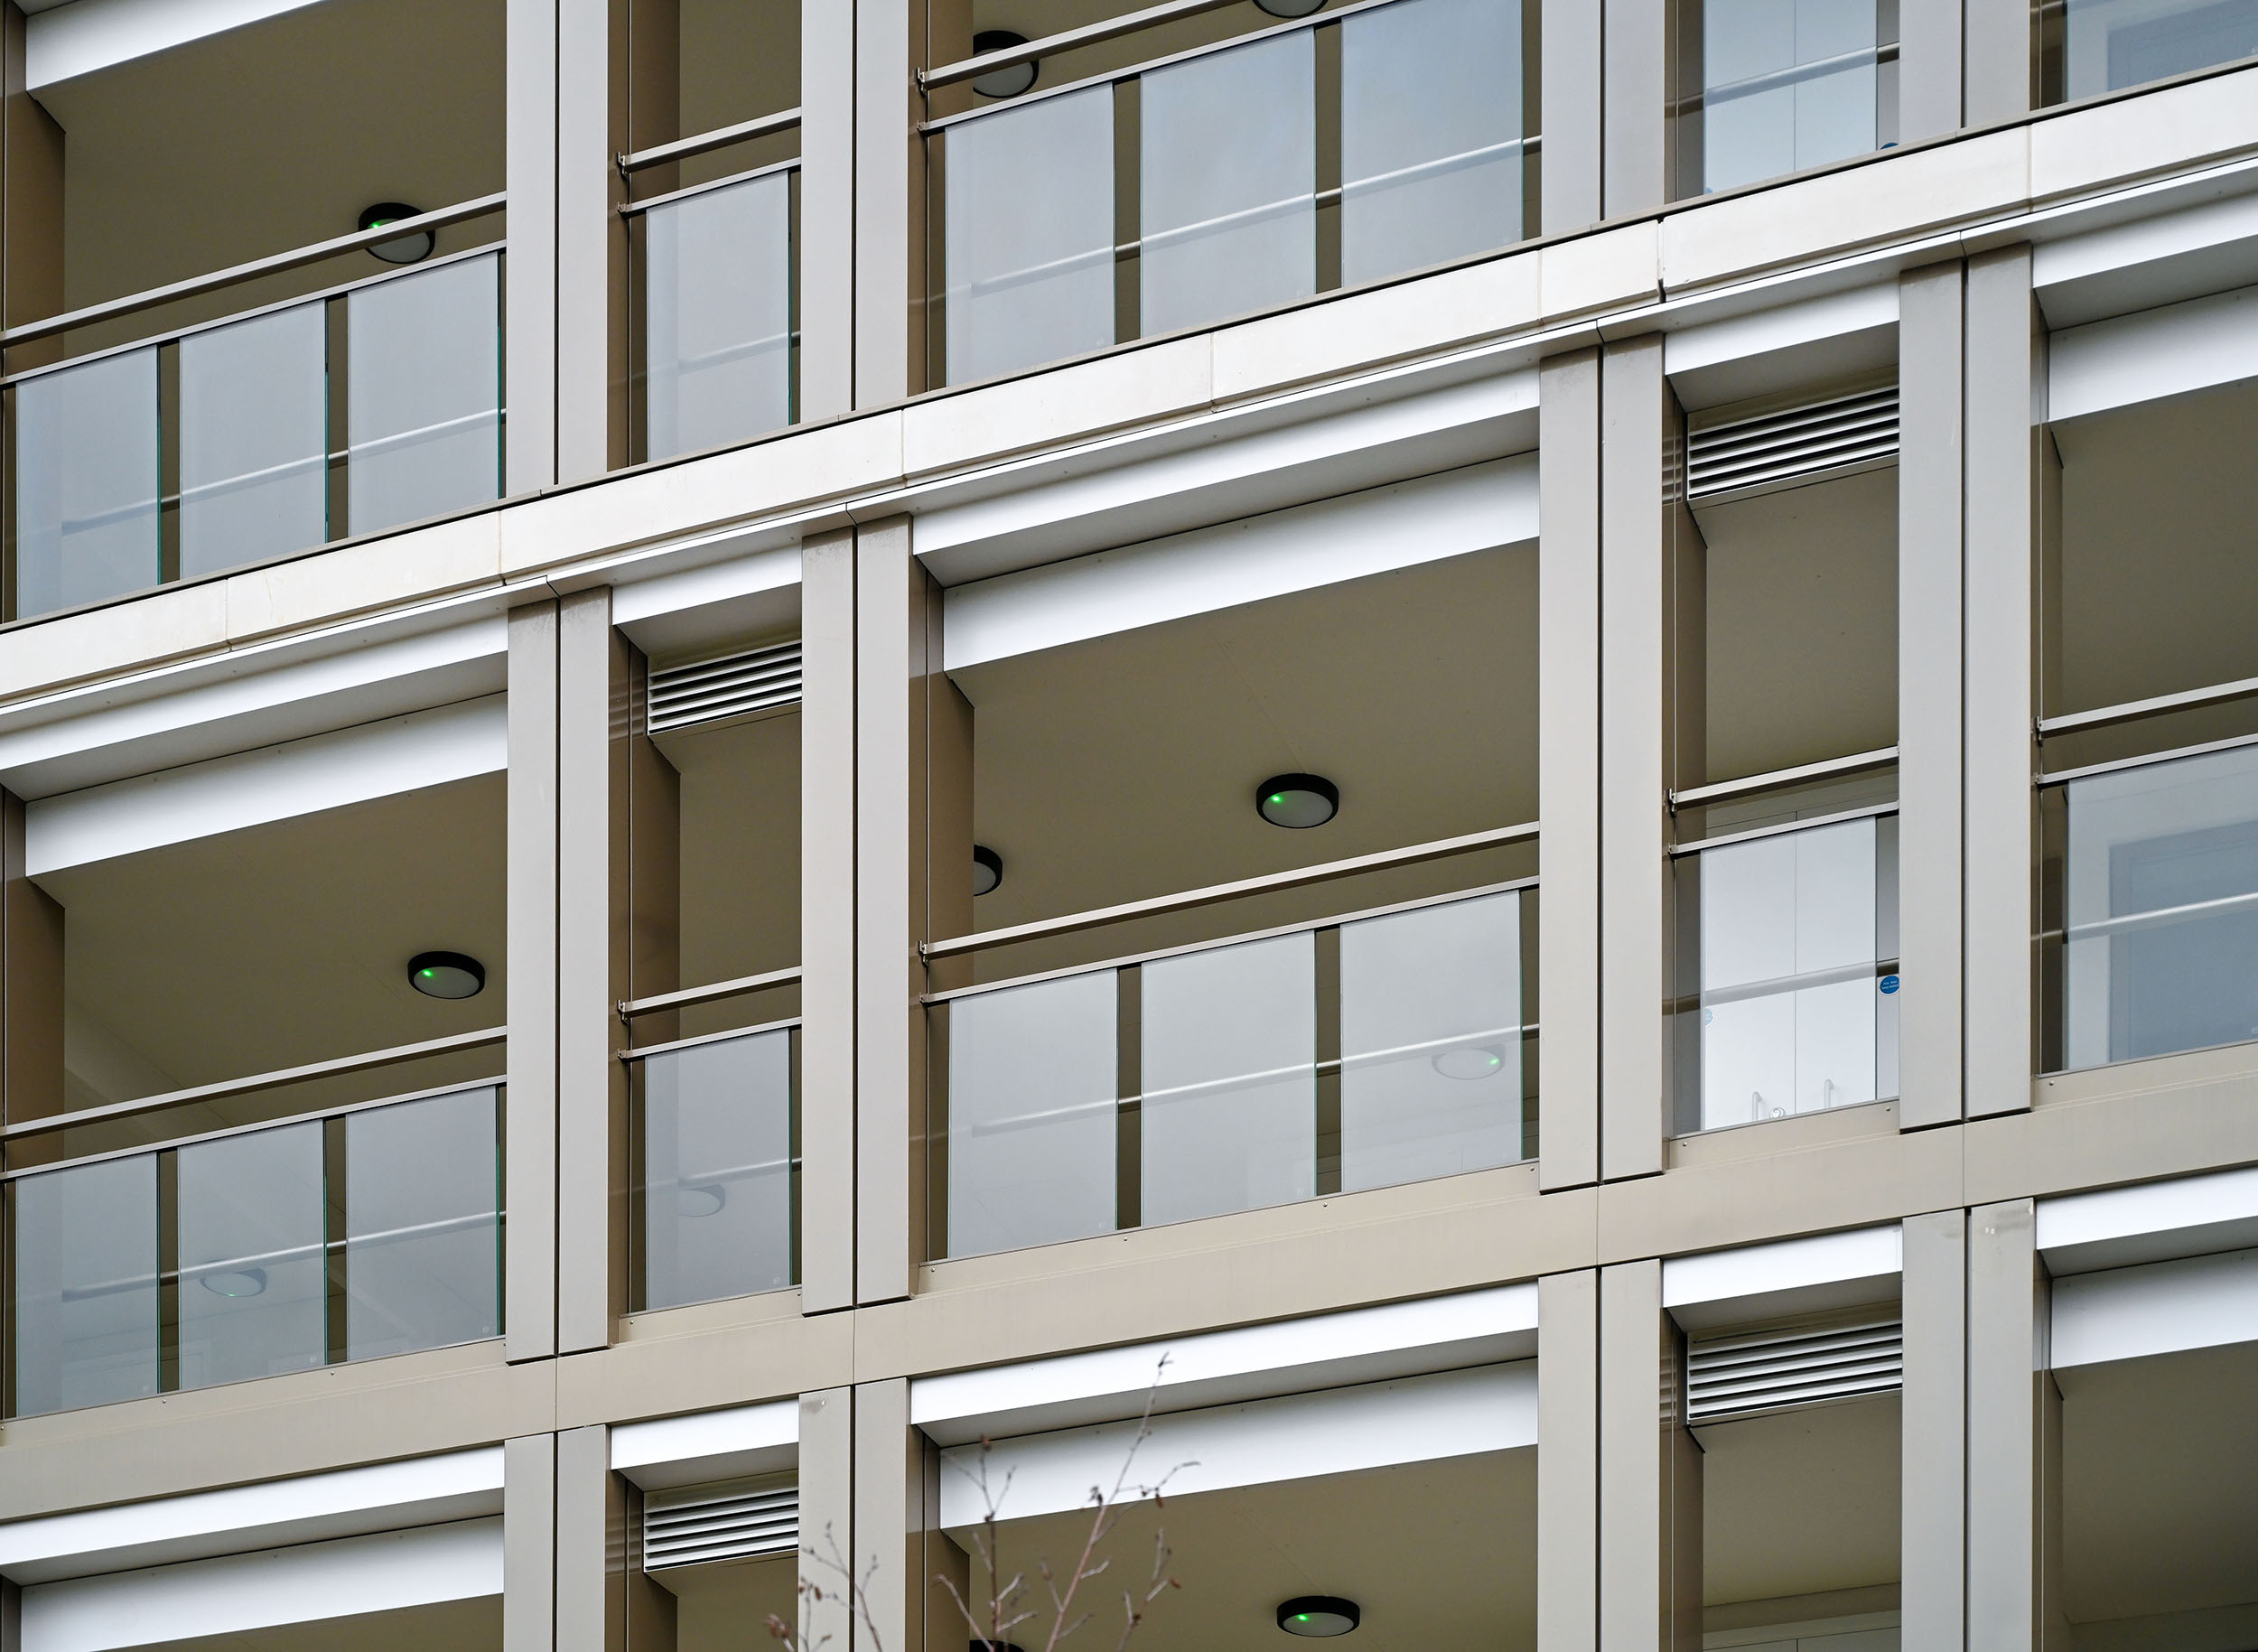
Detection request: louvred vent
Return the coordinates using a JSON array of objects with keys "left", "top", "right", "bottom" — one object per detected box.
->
[
  {"left": 642, "top": 1482, "right": 798, "bottom": 1571},
  {"left": 1684, "top": 1314, "right": 1902, "bottom": 1424},
  {"left": 1686, "top": 387, "right": 1899, "bottom": 502},
  {"left": 648, "top": 640, "right": 803, "bottom": 734}
]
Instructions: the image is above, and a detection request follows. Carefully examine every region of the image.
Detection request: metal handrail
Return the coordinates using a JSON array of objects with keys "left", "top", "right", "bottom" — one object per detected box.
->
[
  {"left": 1671, "top": 747, "right": 1899, "bottom": 809},
  {"left": 2040, "top": 729, "right": 2258, "bottom": 787},
  {"left": 621, "top": 107, "right": 804, "bottom": 174},
  {"left": 2037, "top": 673, "right": 2258, "bottom": 738},
  {"left": 922, "top": 0, "right": 1246, "bottom": 90},
  {"left": 1671, "top": 802, "right": 1899, "bottom": 856},
  {"left": 620, "top": 966, "right": 804, "bottom": 1021}
]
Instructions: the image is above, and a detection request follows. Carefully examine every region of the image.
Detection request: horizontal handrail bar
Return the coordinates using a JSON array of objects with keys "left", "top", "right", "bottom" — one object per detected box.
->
[
  {"left": 0, "top": 1029, "right": 505, "bottom": 1143},
  {"left": 622, "top": 1016, "right": 804, "bottom": 1062},
  {"left": 2063, "top": 889, "right": 2258, "bottom": 944},
  {"left": 1671, "top": 802, "right": 1899, "bottom": 856},
  {"left": 620, "top": 966, "right": 804, "bottom": 1020},
  {"left": 622, "top": 156, "right": 802, "bottom": 218},
  {"left": 2037, "top": 674, "right": 2258, "bottom": 737},
  {"left": 2, "top": 195, "right": 508, "bottom": 349},
  {"left": 2040, "top": 729, "right": 2258, "bottom": 787},
  {"left": 924, "top": 825, "right": 1538, "bottom": 963},
  {"left": 1671, "top": 747, "right": 1899, "bottom": 808},
  {"left": 923, "top": 0, "right": 1242, "bottom": 89},
  {"left": 621, "top": 107, "right": 804, "bottom": 173}
]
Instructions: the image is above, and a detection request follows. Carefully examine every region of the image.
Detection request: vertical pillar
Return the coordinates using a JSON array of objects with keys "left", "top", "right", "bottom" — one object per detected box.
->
[
  {"left": 507, "top": 601, "right": 562, "bottom": 1363},
  {"left": 1600, "top": 337, "right": 1668, "bottom": 1182},
  {"left": 1899, "top": 0, "right": 1964, "bottom": 142},
  {"left": 800, "top": 0, "right": 856, "bottom": 422},
  {"left": 1540, "top": 0, "right": 1602, "bottom": 231},
  {"left": 3, "top": 789, "right": 64, "bottom": 1139},
  {"left": 1898, "top": 262, "right": 1964, "bottom": 1131},
  {"left": 1601, "top": 0, "right": 1667, "bottom": 216},
  {"left": 1599, "top": 1261, "right": 1699, "bottom": 1652},
  {"left": 1964, "top": 0, "right": 2030, "bottom": 127},
  {"left": 802, "top": 531, "right": 859, "bottom": 1312},
  {"left": 556, "top": 1424, "right": 623, "bottom": 1652},
  {"left": 556, "top": 0, "right": 627, "bottom": 480},
  {"left": 800, "top": 1388, "right": 857, "bottom": 1652},
  {"left": 1964, "top": 247, "right": 2037, "bottom": 1118},
  {"left": 1539, "top": 1270, "right": 1600, "bottom": 1652},
  {"left": 1967, "top": 1199, "right": 2049, "bottom": 1652},
  {"left": 507, "top": 0, "right": 559, "bottom": 491},
  {"left": 505, "top": 1433, "right": 559, "bottom": 1652},
  {"left": 1539, "top": 350, "right": 1601, "bottom": 1190},
  {"left": 1902, "top": 1209, "right": 1967, "bottom": 1652}
]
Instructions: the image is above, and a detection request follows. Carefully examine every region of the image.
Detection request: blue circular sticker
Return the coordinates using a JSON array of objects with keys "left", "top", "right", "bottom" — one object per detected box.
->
[{"left": 1879, "top": 975, "right": 1900, "bottom": 994}]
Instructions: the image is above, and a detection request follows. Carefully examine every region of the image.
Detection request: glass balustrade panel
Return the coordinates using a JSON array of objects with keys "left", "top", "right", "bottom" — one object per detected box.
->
[
  {"left": 12, "top": 348, "right": 159, "bottom": 620},
  {"left": 1340, "top": 0, "right": 1523, "bottom": 287},
  {"left": 179, "top": 303, "right": 327, "bottom": 579},
  {"left": 1141, "top": 32, "right": 1315, "bottom": 337},
  {"left": 1339, "top": 891, "right": 1524, "bottom": 1191},
  {"left": 11, "top": 1154, "right": 159, "bottom": 1416},
  {"left": 1703, "top": 0, "right": 1876, "bottom": 192},
  {"left": 2064, "top": 0, "right": 2258, "bottom": 98},
  {"left": 344, "top": 1087, "right": 499, "bottom": 1359},
  {"left": 944, "top": 85, "right": 1115, "bottom": 384},
  {"left": 347, "top": 254, "right": 501, "bottom": 537},
  {"left": 645, "top": 172, "right": 792, "bottom": 462},
  {"left": 1141, "top": 932, "right": 1315, "bottom": 1225},
  {"left": 946, "top": 970, "right": 1117, "bottom": 1257},
  {"left": 175, "top": 1121, "right": 327, "bottom": 1388},
  {"left": 2064, "top": 743, "right": 2258, "bottom": 1069},
  {"left": 641, "top": 1029, "right": 793, "bottom": 1308}
]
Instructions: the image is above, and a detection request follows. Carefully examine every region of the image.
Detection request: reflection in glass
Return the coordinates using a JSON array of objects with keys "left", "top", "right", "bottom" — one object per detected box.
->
[
  {"left": 1141, "top": 33, "right": 1315, "bottom": 337},
  {"left": 645, "top": 173, "right": 792, "bottom": 461},
  {"left": 1339, "top": 891, "right": 1523, "bottom": 1190},
  {"left": 12, "top": 349, "right": 159, "bottom": 620},
  {"left": 1141, "top": 932, "right": 1314, "bottom": 1225},
  {"left": 947, "top": 971, "right": 1116, "bottom": 1256},
  {"left": 347, "top": 255, "right": 501, "bottom": 537},
  {"left": 1341, "top": 0, "right": 1523, "bottom": 286},
  {"left": 642, "top": 1030, "right": 794, "bottom": 1308},
  {"left": 2064, "top": 0, "right": 2258, "bottom": 99},
  {"left": 345, "top": 1087, "right": 499, "bottom": 1359},
  {"left": 179, "top": 303, "right": 327, "bottom": 579},
  {"left": 945, "top": 87, "right": 1115, "bottom": 385},
  {"left": 12, "top": 1155, "right": 159, "bottom": 1416},
  {"left": 1703, "top": 0, "right": 1877, "bottom": 193},
  {"left": 2065, "top": 744, "right": 2258, "bottom": 1069},
  {"left": 176, "top": 1122, "right": 327, "bottom": 1388}
]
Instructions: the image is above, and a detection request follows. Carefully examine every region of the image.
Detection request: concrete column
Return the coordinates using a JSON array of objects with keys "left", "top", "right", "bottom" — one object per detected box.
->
[
  {"left": 1897, "top": 262, "right": 1964, "bottom": 1131},
  {"left": 1602, "top": 0, "right": 1667, "bottom": 216},
  {"left": 800, "top": 1388, "right": 857, "bottom": 1652},
  {"left": 1539, "top": 1270, "right": 1600, "bottom": 1652},
  {"left": 555, "top": 0, "right": 627, "bottom": 480},
  {"left": 506, "top": 0, "right": 559, "bottom": 491},
  {"left": 505, "top": 1433, "right": 559, "bottom": 1652},
  {"left": 555, "top": 1424, "right": 622, "bottom": 1652},
  {"left": 1902, "top": 1209, "right": 1967, "bottom": 1652},
  {"left": 1899, "top": 0, "right": 1964, "bottom": 142},
  {"left": 853, "top": 0, "right": 967, "bottom": 405},
  {"left": 1599, "top": 1261, "right": 1700, "bottom": 1652},
  {"left": 507, "top": 601, "right": 562, "bottom": 1363},
  {"left": 800, "top": 0, "right": 855, "bottom": 422},
  {"left": 1964, "top": 0, "right": 2031, "bottom": 127},
  {"left": 1967, "top": 1199, "right": 2051, "bottom": 1652},
  {"left": 1540, "top": 0, "right": 1602, "bottom": 231},
  {"left": 802, "top": 531, "right": 858, "bottom": 1313},
  {"left": 1539, "top": 350, "right": 1601, "bottom": 1190}
]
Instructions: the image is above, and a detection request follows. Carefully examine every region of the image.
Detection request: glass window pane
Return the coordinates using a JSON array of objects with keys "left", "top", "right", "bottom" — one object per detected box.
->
[
  {"left": 945, "top": 87, "right": 1115, "bottom": 384},
  {"left": 645, "top": 173, "right": 792, "bottom": 462},
  {"left": 2066, "top": 0, "right": 2258, "bottom": 99},
  {"left": 1340, "top": 0, "right": 1522, "bottom": 287},
  {"left": 345, "top": 1087, "right": 499, "bottom": 1360},
  {"left": 1141, "top": 932, "right": 1314, "bottom": 1225},
  {"left": 347, "top": 255, "right": 500, "bottom": 537},
  {"left": 1703, "top": 0, "right": 1876, "bottom": 191},
  {"left": 12, "top": 1155, "right": 158, "bottom": 1416},
  {"left": 946, "top": 971, "right": 1116, "bottom": 1257},
  {"left": 641, "top": 1029, "right": 794, "bottom": 1307},
  {"left": 1339, "top": 891, "right": 1523, "bottom": 1192},
  {"left": 176, "top": 1122, "right": 327, "bottom": 1389},
  {"left": 12, "top": 348, "right": 159, "bottom": 620},
  {"left": 179, "top": 303, "right": 327, "bottom": 579},
  {"left": 1141, "top": 33, "right": 1314, "bottom": 338}
]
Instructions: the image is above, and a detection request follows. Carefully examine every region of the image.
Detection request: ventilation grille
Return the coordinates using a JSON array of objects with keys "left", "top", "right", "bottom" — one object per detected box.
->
[
  {"left": 1684, "top": 1315, "right": 1903, "bottom": 1424},
  {"left": 643, "top": 1483, "right": 798, "bottom": 1571},
  {"left": 648, "top": 640, "right": 803, "bottom": 734},
  {"left": 1686, "top": 387, "right": 1899, "bottom": 501}
]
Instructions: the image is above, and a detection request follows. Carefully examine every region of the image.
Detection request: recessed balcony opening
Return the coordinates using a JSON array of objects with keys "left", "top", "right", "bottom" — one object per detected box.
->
[
  {"left": 1668, "top": 0, "right": 1900, "bottom": 201},
  {"left": 632, "top": 1470, "right": 799, "bottom": 1652}
]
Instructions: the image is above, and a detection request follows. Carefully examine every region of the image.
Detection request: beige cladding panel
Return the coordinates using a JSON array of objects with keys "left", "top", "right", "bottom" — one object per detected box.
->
[
  {"left": 509, "top": 599, "right": 564, "bottom": 1365},
  {"left": 1538, "top": 1269, "right": 1600, "bottom": 1652},
  {"left": 803, "top": 529, "right": 859, "bottom": 1314}
]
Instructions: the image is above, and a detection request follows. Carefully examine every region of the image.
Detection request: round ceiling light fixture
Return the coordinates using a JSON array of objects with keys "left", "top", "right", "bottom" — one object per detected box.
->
[
  {"left": 201, "top": 1267, "right": 269, "bottom": 1298},
  {"left": 970, "top": 31, "right": 1039, "bottom": 98},
  {"left": 1255, "top": 773, "right": 1339, "bottom": 830},
  {"left": 359, "top": 202, "right": 436, "bottom": 264},
  {"left": 409, "top": 951, "right": 487, "bottom": 1000},
  {"left": 973, "top": 845, "right": 1005, "bottom": 896},
  {"left": 1432, "top": 1043, "right": 1507, "bottom": 1080},
  {"left": 1277, "top": 1598, "right": 1360, "bottom": 1638},
  {"left": 1256, "top": 0, "right": 1327, "bottom": 15}
]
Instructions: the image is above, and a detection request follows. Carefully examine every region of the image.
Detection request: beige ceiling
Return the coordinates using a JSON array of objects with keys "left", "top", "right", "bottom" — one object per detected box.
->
[
  {"left": 143, "top": 1594, "right": 500, "bottom": 1652},
  {"left": 660, "top": 1551, "right": 799, "bottom": 1652},
  {"left": 1699, "top": 1394, "right": 1902, "bottom": 1608}
]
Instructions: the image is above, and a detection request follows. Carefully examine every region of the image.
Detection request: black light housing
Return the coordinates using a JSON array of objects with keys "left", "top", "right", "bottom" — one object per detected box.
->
[
  {"left": 973, "top": 845, "right": 1005, "bottom": 896},
  {"left": 359, "top": 202, "right": 435, "bottom": 264},
  {"left": 970, "top": 31, "right": 1039, "bottom": 98},
  {"left": 409, "top": 951, "right": 486, "bottom": 1000},
  {"left": 1255, "top": 773, "right": 1339, "bottom": 829},
  {"left": 1277, "top": 1598, "right": 1359, "bottom": 1638},
  {"left": 1255, "top": 0, "right": 1327, "bottom": 14}
]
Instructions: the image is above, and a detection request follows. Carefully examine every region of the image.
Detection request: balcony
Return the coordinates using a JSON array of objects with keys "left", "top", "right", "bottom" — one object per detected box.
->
[{"left": 1672, "top": 0, "right": 1899, "bottom": 198}]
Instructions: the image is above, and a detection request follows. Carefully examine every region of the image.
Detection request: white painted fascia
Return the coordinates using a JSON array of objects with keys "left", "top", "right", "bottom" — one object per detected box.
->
[
  {"left": 2038, "top": 1165, "right": 2258, "bottom": 1275},
  {"left": 611, "top": 1399, "right": 798, "bottom": 1491},
  {"left": 27, "top": 0, "right": 326, "bottom": 88},
  {"left": 1663, "top": 283, "right": 1899, "bottom": 410},
  {"left": 912, "top": 1284, "right": 1537, "bottom": 1447},
  {"left": 2048, "top": 282, "right": 2258, "bottom": 421},
  {"left": 1662, "top": 1226, "right": 1903, "bottom": 1333},
  {"left": 2034, "top": 185, "right": 2258, "bottom": 329},
  {"left": 937, "top": 1362, "right": 1536, "bottom": 1528},
  {"left": 0, "top": 1447, "right": 502, "bottom": 1586},
  {"left": 2051, "top": 1246, "right": 2258, "bottom": 1368},
  {"left": 610, "top": 542, "right": 802, "bottom": 664}
]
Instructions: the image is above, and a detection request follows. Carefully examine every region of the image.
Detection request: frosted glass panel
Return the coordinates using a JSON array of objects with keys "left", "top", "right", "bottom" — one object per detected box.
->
[
  {"left": 12, "top": 349, "right": 158, "bottom": 620},
  {"left": 947, "top": 971, "right": 1117, "bottom": 1256},
  {"left": 1703, "top": 0, "right": 1877, "bottom": 193},
  {"left": 348, "top": 255, "right": 500, "bottom": 536},
  {"left": 1141, "top": 33, "right": 1314, "bottom": 336},
  {"left": 2065, "top": 0, "right": 2258, "bottom": 98},
  {"left": 1141, "top": 932, "right": 1314, "bottom": 1225},
  {"left": 12, "top": 1155, "right": 158, "bottom": 1416},
  {"left": 645, "top": 172, "right": 792, "bottom": 461},
  {"left": 1341, "top": 0, "right": 1522, "bottom": 286},
  {"left": 176, "top": 1122, "right": 327, "bottom": 1389},
  {"left": 641, "top": 1029, "right": 794, "bottom": 1308},
  {"left": 345, "top": 1087, "right": 499, "bottom": 1359},
  {"left": 1340, "top": 891, "right": 1524, "bottom": 1191},
  {"left": 946, "top": 87, "right": 1115, "bottom": 384},
  {"left": 180, "top": 303, "right": 327, "bottom": 579}
]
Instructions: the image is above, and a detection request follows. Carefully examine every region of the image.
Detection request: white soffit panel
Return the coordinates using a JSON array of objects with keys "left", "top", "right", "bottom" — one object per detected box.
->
[
  {"left": 1664, "top": 285, "right": 1899, "bottom": 411},
  {"left": 936, "top": 1362, "right": 1536, "bottom": 1529},
  {"left": 611, "top": 1399, "right": 799, "bottom": 1491},
  {"left": 942, "top": 456, "right": 1536, "bottom": 673},
  {"left": 27, "top": 0, "right": 325, "bottom": 86},
  {"left": 2039, "top": 1166, "right": 2258, "bottom": 1275},
  {"left": 2048, "top": 284, "right": 2258, "bottom": 422},
  {"left": 1663, "top": 1226, "right": 1903, "bottom": 1333},
  {"left": 611, "top": 543, "right": 802, "bottom": 663},
  {"left": 2052, "top": 1247, "right": 2258, "bottom": 1368},
  {"left": 25, "top": 695, "right": 506, "bottom": 876},
  {"left": 912, "top": 1284, "right": 1537, "bottom": 1446},
  {"left": 2035, "top": 190, "right": 2258, "bottom": 330},
  {"left": 20, "top": 1517, "right": 501, "bottom": 1652}
]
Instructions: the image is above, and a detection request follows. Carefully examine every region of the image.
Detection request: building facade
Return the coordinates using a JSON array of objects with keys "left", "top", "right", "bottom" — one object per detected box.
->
[{"left": 0, "top": 0, "right": 2254, "bottom": 1647}]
